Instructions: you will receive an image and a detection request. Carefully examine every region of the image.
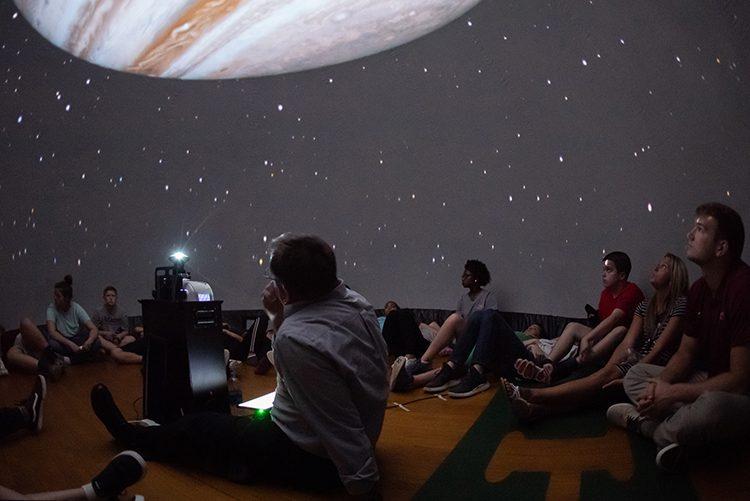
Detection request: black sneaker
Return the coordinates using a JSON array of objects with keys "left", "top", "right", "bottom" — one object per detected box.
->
[
  {"left": 91, "top": 383, "right": 129, "bottom": 441},
  {"left": 390, "top": 356, "right": 414, "bottom": 392},
  {"left": 448, "top": 366, "right": 490, "bottom": 398},
  {"left": 405, "top": 358, "right": 432, "bottom": 376},
  {"left": 424, "top": 363, "right": 463, "bottom": 393},
  {"left": 22, "top": 375, "right": 46, "bottom": 433},
  {"left": 91, "top": 450, "right": 147, "bottom": 498}
]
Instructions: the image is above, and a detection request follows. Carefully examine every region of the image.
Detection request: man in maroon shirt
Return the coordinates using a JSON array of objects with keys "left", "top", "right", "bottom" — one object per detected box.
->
[{"left": 609, "top": 202, "right": 750, "bottom": 470}]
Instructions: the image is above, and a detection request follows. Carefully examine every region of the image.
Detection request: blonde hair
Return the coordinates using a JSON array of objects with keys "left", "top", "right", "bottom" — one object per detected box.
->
[{"left": 644, "top": 253, "right": 689, "bottom": 333}]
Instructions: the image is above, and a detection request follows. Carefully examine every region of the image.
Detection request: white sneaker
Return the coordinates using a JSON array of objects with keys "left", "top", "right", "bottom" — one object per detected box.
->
[
  {"left": 656, "top": 443, "right": 686, "bottom": 471},
  {"left": 606, "top": 403, "right": 647, "bottom": 435},
  {"left": 0, "top": 356, "right": 8, "bottom": 376}
]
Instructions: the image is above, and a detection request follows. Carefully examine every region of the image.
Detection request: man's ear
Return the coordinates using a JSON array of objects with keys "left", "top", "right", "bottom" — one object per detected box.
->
[
  {"left": 277, "top": 282, "right": 291, "bottom": 305},
  {"left": 715, "top": 239, "right": 729, "bottom": 259},
  {"left": 618, "top": 272, "right": 627, "bottom": 282}
]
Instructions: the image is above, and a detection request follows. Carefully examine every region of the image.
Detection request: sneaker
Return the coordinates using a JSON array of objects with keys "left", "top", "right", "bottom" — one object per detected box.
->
[
  {"left": 91, "top": 450, "right": 147, "bottom": 498},
  {"left": 22, "top": 375, "right": 46, "bottom": 433},
  {"left": 405, "top": 358, "right": 432, "bottom": 376},
  {"left": 0, "top": 357, "right": 8, "bottom": 376},
  {"left": 91, "top": 383, "right": 129, "bottom": 440},
  {"left": 424, "top": 363, "right": 463, "bottom": 393},
  {"left": 37, "top": 355, "right": 63, "bottom": 382},
  {"left": 128, "top": 418, "right": 161, "bottom": 428},
  {"left": 655, "top": 443, "right": 686, "bottom": 472},
  {"left": 448, "top": 366, "right": 490, "bottom": 398},
  {"left": 389, "top": 356, "right": 413, "bottom": 392},
  {"left": 606, "top": 403, "right": 647, "bottom": 434}
]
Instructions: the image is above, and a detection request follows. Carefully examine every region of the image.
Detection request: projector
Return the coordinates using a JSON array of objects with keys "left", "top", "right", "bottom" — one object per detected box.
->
[{"left": 153, "top": 251, "right": 214, "bottom": 302}]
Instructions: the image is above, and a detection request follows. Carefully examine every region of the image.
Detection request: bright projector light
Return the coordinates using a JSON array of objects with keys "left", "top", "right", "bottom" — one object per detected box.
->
[{"left": 169, "top": 251, "right": 189, "bottom": 264}]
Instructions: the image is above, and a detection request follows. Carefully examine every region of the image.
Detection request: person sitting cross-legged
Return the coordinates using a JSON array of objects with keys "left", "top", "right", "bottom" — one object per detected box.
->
[{"left": 608, "top": 203, "right": 750, "bottom": 471}]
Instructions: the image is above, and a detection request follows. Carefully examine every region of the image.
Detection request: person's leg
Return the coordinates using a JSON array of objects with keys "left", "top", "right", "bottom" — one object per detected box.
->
[
  {"left": 0, "top": 375, "right": 45, "bottom": 440},
  {"left": 475, "top": 312, "right": 535, "bottom": 378},
  {"left": 581, "top": 326, "right": 627, "bottom": 365},
  {"left": 419, "top": 313, "right": 465, "bottom": 364},
  {"left": 652, "top": 391, "right": 750, "bottom": 449},
  {"left": 525, "top": 364, "right": 622, "bottom": 409},
  {"left": 382, "top": 310, "right": 427, "bottom": 358},
  {"left": 546, "top": 322, "right": 590, "bottom": 362},
  {"left": 622, "top": 363, "right": 664, "bottom": 403},
  {"left": 99, "top": 338, "right": 142, "bottom": 364},
  {"left": 0, "top": 450, "right": 147, "bottom": 500},
  {"left": 6, "top": 346, "right": 39, "bottom": 373},
  {"left": 90, "top": 384, "right": 339, "bottom": 489},
  {"left": 423, "top": 311, "right": 489, "bottom": 393}
]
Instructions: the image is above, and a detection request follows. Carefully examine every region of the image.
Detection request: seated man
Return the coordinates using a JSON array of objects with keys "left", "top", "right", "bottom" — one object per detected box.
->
[
  {"left": 91, "top": 285, "right": 142, "bottom": 364},
  {"left": 90, "top": 233, "right": 389, "bottom": 495},
  {"left": 609, "top": 203, "right": 750, "bottom": 470},
  {"left": 515, "top": 251, "right": 644, "bottom": 384}
]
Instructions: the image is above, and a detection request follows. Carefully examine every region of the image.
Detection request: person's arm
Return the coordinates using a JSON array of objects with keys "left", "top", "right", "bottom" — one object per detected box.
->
[
  {"left": 46, "top": 319, "right": 79, "bottom": 352},
  {"left": 262, "top": 281, "right": 285, "bottom": 331},
  {"left": 275, "top": 335, "right": 381, "bottom": 495},
  {"left": 639, "top": 344, "right": 750, "bottom": 418},
  {"left": 608, "top": 314, "right": 643, "bottom": 364},
  {"left": 82, "top": 319, "right": 99, "bottom": 349},
  {"left": 638, "top": 316, "right": 685, "bottom": 365},
  {"left": 223, "top": 328, "right": 244, "bottom": 343}
]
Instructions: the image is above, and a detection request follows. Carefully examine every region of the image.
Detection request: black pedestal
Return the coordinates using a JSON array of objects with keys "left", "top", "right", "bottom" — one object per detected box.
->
[{"left": 141, "top": 300, "right": 229, "bottom": 423}]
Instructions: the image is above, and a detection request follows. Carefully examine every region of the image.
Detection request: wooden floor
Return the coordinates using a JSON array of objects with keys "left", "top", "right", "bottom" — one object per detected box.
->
[
  {"left": 2, "top": 359, "right": 749, "bottom": 499},
  {"left": 0, "top": 359, "right": 493, "bottom": 500}
]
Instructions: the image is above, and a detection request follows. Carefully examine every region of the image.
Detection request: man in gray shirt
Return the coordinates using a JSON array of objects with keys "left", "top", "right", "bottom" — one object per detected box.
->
[{"left": 91, "top": 233, "right": 389, "bottom": 496}]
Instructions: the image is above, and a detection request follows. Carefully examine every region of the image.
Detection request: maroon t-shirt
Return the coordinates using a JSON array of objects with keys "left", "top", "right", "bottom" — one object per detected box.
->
[
  {"left": 598, "top": 281, "right": 645, "bottom": 327},
  {"left": 685, "top": 261, "right": 750, "bottom": 376}
]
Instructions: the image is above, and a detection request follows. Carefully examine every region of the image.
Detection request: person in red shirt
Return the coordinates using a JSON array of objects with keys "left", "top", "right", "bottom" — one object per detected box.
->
[
  {"left": 515, "top": 251, "right": 644, "bottom": 384},
  {"left": 609, "top": 202, "right": 750, "bottom": 471}
]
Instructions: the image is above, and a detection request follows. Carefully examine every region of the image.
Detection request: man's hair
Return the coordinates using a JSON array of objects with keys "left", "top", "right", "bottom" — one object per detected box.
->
[
  {"left": 269, "top": 233, "right": 338, "bottom": 300},
  {"left": 384, "top": 300, "right": 400, "bottom": 310},
  {"left": 528, "top": 322, "right": 546, "bottom": 338},
  {"left": 103, "top": 285, "right": 118, "bottom": 295},
  {"left": 464, "top": 259, "right": 491, "bottom": 286},
  {"left": 602, "top": 251, "right": 632, "bottom": 279},
  {"left": 696, "top": 202, "right": 745, "bottom": 261},
  {"left": 54, "top": 275, "right": 74, "bottom": 300}
]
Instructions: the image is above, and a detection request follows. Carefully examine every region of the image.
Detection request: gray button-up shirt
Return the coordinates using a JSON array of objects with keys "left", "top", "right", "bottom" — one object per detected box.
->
[{"left": 272, "top": 281, "right": 389, "bottom": 494}]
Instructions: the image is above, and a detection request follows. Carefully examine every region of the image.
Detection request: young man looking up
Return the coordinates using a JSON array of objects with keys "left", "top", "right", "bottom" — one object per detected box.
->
[{"left": 609, "top": 202, "right": 750, "bottom": 470}]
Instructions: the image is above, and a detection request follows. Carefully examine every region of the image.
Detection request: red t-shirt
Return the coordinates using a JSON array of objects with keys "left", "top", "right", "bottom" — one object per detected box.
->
[
  {"left": 685, "top": 261, "right": 750, "bottom": 376},
  {"left": 598, "top": 281, "right": 644, "bottom": 327}
]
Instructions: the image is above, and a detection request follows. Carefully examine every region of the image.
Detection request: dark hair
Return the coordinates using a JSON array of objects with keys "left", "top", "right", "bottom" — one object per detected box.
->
[
  {"left": 696, "top": 203, "right": 745, "bottom": 261},
  {"left": 54, "top": 275, "right": 73, "bottom": 300},
  {"left": 269, "top": 233, "right": 338, "bottom": 300},
  {"left": 384, "top": 300, "right": 400, "bottom": 310},
  {"left": 602, "top": 251, "right": 632, "bottom": 279},
  {"left": 464, "top": 259, "right": 491, "bottom": 286},
  {"left": 103, "top": 285, "right": 118, "bottom": 295},
  {"left": 528, "top": 322, "right": 546, "bottom": 338}
]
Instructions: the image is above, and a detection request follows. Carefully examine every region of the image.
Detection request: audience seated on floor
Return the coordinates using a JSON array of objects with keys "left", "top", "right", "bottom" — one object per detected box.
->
[
  {"left": 609, "top": 203, "right": 750, "bottom": 471},
  {"left": 503, "top": 252, "right": 689, "bottom": 420}
]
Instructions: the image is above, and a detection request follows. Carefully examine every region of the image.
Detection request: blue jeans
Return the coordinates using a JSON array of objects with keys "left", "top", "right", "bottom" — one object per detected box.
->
[{"left": 450, "top": 309, "right": 533, "bottom": 377}]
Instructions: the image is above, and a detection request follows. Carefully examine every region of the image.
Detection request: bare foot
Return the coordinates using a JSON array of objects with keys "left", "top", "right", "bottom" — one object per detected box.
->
[{"left": 500, "top": 378, "right": 546, "bottom": 421}]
